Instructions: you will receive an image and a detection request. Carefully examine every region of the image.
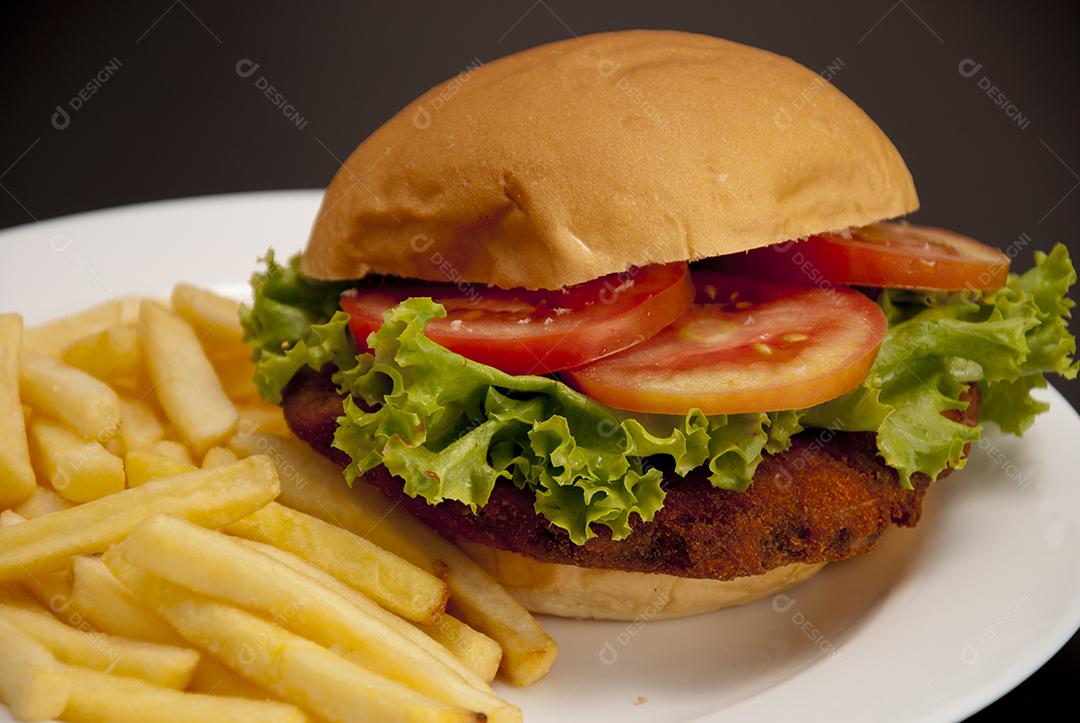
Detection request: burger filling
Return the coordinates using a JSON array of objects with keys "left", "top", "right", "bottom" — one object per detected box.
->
[{"left": 241, "top": 225, "right": 1077, "bottom": 546}]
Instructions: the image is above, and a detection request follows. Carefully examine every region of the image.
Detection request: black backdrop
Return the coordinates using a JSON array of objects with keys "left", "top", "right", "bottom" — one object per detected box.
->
[{"left": 2, "top": 2, "right": 1078, "bottom": 719}]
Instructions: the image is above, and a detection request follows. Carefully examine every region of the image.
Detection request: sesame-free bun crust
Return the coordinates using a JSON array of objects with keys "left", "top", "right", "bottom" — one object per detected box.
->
[
  {"left": 304, "top": 30, "right": 917, "bottom": 289},
  {"left": 459, "top": 540, "right": 826, "bottom": 621}
]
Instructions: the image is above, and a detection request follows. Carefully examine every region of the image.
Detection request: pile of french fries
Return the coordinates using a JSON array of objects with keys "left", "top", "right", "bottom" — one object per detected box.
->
[{"left": 0, "top": 285, "right": 558, "bottom": 722}]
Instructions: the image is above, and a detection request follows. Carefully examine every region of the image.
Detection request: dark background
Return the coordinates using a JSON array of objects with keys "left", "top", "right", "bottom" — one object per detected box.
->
[{"left": 2, "top": 1, "right": 1077, "bottom": 719}]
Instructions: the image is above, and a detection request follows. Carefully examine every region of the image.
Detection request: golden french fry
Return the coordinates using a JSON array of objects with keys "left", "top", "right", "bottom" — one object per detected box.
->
[
  {"left": 23, "top": 569, "right": 71, "bottom": 613},
  {"left": 0, "top": 456, "right": 280, "bottom": 581},
  {"left": 0, "top": 314, "right": 36, "bottom": 507},
  {"left": 120, "top": 515, "right": 517, "bottom": 721},
  {"left": 416, "top": 614, "right": 502, "bottom": 685},
  {"left": 201, "top": 446, "right": 238, "bottom": 468},
  {"left": 170, "top": 283, "right": 246, "bottom": 350},
  {"left": 0, "top": 602, "right": 199, "bottom": 689},
  {"left": 125, "top": 450, "right": 197, "bottom": 487},
  {"left": 12, "top": 486, "right": 74, "bottom": 518},
  {"left": 104, "top": 437, "right": 123, "bottom": 457},
  {"left": 151, "top": 439, "right": 195, "bottom": 465},
  {"left": 20, "top": 350, "right": 121, "bottom": 441},
  {"left": 28, "top": 418, "right": 125, "bottom": 502},
  {"left": 229, "top": 431, "right": 557, "bottom": 686},
  {"left": 62, "top": 666, "right": 307, "bottom": 723},
  {"left": 108, "top": 556, "right": 484, "bottom": 723},
  {"left": 212, "top": 353, "right": 261, "bottom": 403},
  {"left": 117, "top": 394, "right": 167, "bottom": 453},
  {"left": 247, "top": 540, "right": 494, "bottom": 695},
  {"left": 0, "top": 511, "right": 72, "bottom": 610},
  {"left": 138, "top": 301, "right": 238, "bottom": 455},
  {"left": 61, "top": 324, "right": 147, "bottom": 393},
  {"left": 0, "top": 614, "right": 71, "bottom": 720},
  {"left": 226, "top": 502, "right": 448, "bottom": 624},
  {"left": 236, "top": 403, "right": 291, "bottom": 436},
  {"left": 68, "top": 556, "right": 264, "bottom": 699},
  {"left": 70, "top": 556, "right": 178, "bottom": 642},
  {"left": 0, "top": 582, "right": 36, "bottom": 608},
  {"left": 168, "top": 284, "right": 257, "bottom": 404},
  {"left": 21, "top": 298, "right": 143, "bottom": 358}
]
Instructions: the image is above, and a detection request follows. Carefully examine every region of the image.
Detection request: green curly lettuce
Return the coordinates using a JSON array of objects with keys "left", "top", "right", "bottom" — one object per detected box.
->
[
  {"left": 802, "top": 244, "right": 1077, "bottom": 485},
  {"left": 331, "top": 299, "right": 801, "bottom": 543},
  {"left": 239, "top": 251, "right": 356, "bottom": 403},
  {"left": 240, "top": 245, "right": 1076, "bottom": 543}
]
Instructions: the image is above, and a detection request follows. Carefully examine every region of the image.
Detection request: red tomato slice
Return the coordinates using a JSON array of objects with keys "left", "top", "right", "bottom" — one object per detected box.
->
[
  {"left": 561, "top": 273, "right": 887, "bottom": 415},
  {"left": 719, "top": 223, "right": 1011, "bottom": 291},
  {"left": 341, "top": 264, "right": 694, "bottom": 375}
]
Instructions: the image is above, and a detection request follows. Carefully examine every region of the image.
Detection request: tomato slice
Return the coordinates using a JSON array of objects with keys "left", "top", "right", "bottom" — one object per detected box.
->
[
  {"left": 719, "top": 223, "right": 1011, "bottom": 291},
  {"left": 561, "top": 273, "right": 886, "bottom": 415},
  {"left": 340, "top": 263, "right": 694, "bottom": 375}
]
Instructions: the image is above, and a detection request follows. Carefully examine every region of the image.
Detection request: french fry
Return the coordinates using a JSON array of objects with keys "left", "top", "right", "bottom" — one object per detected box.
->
[
  {"left": 21, "top": 298, "right": 142, "bottom": 358},
  {"left": 0, "top": 314, "right": 36, "bottom": 507},
  {"left": 229, "top": 431, "right": 558, "bottom": 686},
  {"left": 151, "top": 439, "right": 196, "bottom": 465},
  {"left": 212, "top": 353, "right": 261, "bottom": 403},
  {"left": 22, "top": 570, "right": 73, "bottom": 618},
  {"left": 61, "top": 324, "right": 147, "bottom": 392},
  {"left": 226, "top": 502, "right": 449, "bottom": 624},
  {"left": 28, "top": 417, "right": 125, "bottom": 502},
  {"left": 125, "top": 450, "right": 197, "bottom": 487},
  {"left": 0, "top": 582, "right": 36, "bottom": 607},
  {"left": 170, "top": 283, "right": 246, "bottom": 350},
  {"left": 119, "top": 515, "right": 517, "bottom": 721},
  {"left": 0, "top": 511, "right": 72, "bottom": 610},
  {"left": 62, "top": 666, "right": 307, "bottom": 723},
  {"left": 0, "top": 456, "right": 280, "bottom": 581},
  {"left": 202, "top": 446, "right": 239, "bottom": 468},
  {"left": 169, "top": 284, "right": 260, "bottom": 403},
  {"left": 138, "top": 301, "right": 238, "bottom": 455},
  {"left": 70, "top": 556, "right": 179, "bottom": 643},
  {"left": 236, "top": 403, "right": 291, "bottom": 436},
  {"left": 117, "top": 394, "right": 167, "bottom": 453},
  {"left": 0, "top": 602, "right": 199, "bottom": 689},
  {"left": 69, "top": 556, "right": 265, "bottom": 699},
  {"left": 0, "top": 614, "right": 71, "bottom": 721},
  {"left": 415, "top": 614, "right": 502, "bottom": 685},
  {"left": 247, "top": 540, "right": 496, "bottom": 693},
  {"left": 107, "top": 555, "right": 485, "bottom": 723},
  {"left": 12, "top": 486, "right": 74, "bottom": 518},
  {"left": 19, "top": 350, "right": 121, "bottom": 441}
]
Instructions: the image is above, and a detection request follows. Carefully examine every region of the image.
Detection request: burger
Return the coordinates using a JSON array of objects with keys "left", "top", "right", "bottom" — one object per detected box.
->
[{"left": 240, "top": 31, "right": 1077, "bottom": 621}]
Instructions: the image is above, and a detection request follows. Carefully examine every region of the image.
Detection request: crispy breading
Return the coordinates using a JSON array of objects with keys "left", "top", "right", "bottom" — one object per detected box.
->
[{"left": 282, "top": 369, "right": 978, "bottom": 581}]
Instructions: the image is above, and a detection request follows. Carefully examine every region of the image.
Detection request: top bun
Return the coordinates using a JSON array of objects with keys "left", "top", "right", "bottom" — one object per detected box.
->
[{"left": 303, "top": 30, "right": 918, "bottom": 289}]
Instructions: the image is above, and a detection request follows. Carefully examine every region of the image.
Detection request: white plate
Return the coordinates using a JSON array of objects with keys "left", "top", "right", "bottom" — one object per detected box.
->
[{"left": 2, "top": 191, "right": 1078, "bottom": 723}]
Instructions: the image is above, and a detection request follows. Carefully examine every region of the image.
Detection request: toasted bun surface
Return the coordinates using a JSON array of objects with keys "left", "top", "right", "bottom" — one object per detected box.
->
[
  {"left": 459, "top": 540, "right": 826, "bottom": 621},
  {"left": 304, "top": 30, "right": 917, "bottom": 289}
]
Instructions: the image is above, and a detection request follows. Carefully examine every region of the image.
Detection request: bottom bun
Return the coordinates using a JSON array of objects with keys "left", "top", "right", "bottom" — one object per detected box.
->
[{"left": 458, "top": 540, "right": 827, "bottom": 621}]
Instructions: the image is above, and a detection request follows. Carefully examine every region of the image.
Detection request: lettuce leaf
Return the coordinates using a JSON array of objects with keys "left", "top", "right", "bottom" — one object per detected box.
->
[
  {"left": 239, "top": 251, "right": 357, "bottom": 403},
  {"left": 241, "top": 246, "right": 1076, "bottom": 543},
  {"left": 802, "top": 244, "right": 1077, "bottom": 485},
  {"left": 331, "top": 299, "right": 801, "bottom": 543}
]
